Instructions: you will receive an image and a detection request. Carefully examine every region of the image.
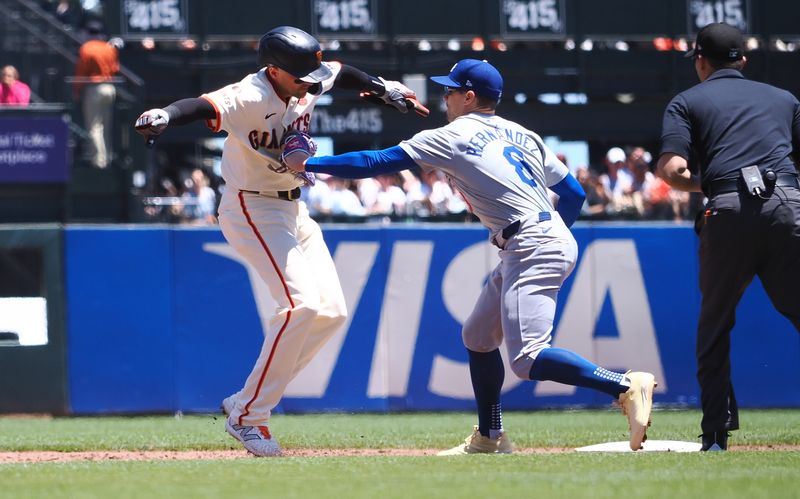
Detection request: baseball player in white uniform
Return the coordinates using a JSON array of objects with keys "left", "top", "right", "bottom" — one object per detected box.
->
[
  {"left": 285, "top": 59, "right": 657, "bottom": 453},
  {"left": 134, "top": 26, "right": 425, "bottom": 457}
]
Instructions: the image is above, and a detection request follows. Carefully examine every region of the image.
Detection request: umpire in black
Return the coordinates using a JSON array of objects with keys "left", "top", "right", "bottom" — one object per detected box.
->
[{"left": 657, "top": 22, "right": 800, "bottom": 451}]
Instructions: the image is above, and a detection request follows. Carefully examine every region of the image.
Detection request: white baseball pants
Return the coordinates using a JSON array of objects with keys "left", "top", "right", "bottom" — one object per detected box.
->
[{"left": 218, "top": 190, "right": 347, "bottom": 426}]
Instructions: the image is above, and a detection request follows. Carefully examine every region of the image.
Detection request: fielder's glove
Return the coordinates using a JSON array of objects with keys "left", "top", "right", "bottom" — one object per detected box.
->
[
  {"left": 280, "top": 129, "right": 317, "bottom": 184},
  {"left": 134, "top": 108, "right": 170, "bottom": 147},
  {"left": 280, "top": 130, "right": 317, "bottom": 186},
  {"left": 280, "top": 130, "right": 317, "bottom": 164}
]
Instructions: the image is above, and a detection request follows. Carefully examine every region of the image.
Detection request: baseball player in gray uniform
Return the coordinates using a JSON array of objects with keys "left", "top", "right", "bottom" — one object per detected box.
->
[
  {"left": 284, "top": 59, "right": 657, "bottom": 453},
  {"left": 134, "top": 26, "right": 424, "bottom": 457}
]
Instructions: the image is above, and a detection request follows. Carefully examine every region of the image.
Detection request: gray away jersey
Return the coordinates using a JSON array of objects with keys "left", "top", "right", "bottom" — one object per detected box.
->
[{"left": 399, "top": 112, "right": 569, "bottom": 235}]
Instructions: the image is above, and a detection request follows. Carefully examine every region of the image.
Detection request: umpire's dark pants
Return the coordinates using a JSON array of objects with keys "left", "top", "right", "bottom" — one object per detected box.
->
[{"left": 697, "top": 185, "right": 800, "bottom": 434}]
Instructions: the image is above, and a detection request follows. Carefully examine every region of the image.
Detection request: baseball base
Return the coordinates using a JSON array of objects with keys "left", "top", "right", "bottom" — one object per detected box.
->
[{"left": 575, "top": 440, "right": 702, "bottom": 452}]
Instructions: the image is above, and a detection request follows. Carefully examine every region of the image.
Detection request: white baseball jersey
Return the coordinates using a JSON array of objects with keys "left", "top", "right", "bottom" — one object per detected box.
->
[
  {"left": 210, "top": 63, "right": 348, "bottom": 429},
  {"left": 202, "top": 61, "right": 342, "bottom": 192},
  {"left": 399, "top": 112, "right": 569, "bottom": 237}
]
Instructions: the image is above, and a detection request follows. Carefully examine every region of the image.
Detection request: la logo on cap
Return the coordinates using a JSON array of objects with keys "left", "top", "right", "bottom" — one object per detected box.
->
[{"left": 465, "top": 79, "right": 473, "bottom": 86}]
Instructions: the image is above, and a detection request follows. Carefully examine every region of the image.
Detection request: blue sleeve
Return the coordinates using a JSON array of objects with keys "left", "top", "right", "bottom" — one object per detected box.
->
[
  {"left": 305, "top": 146, "right": 417, "bottom": 178},
  {"left": 550, "top": 174, "right": 585, "bottom": 228}
]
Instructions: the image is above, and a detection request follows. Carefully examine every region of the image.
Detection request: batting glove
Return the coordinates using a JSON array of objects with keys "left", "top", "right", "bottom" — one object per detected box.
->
[
  {"left": 377, "top": 77, "right": 416, "bottom": 113},
  {"left": 134, "top": 108, "right": 170, "bottom": 137}
]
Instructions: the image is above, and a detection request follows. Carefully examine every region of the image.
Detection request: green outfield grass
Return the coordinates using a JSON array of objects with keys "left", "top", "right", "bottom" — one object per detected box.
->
[{"left": 2, "top": 410, "right": 799, "bottom": 499}]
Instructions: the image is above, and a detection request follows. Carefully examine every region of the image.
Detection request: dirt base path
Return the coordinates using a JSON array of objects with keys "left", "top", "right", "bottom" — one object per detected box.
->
[
  {"left": 1, "top": 445, "right": 798, "bottom": 463},
  {"left": 0, "top": 447, "right": 569, "bottom": 463}
]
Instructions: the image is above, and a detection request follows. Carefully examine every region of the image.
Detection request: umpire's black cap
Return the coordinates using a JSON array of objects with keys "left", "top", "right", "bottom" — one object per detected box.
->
[
  {"left": 685, "top": 22, "right": 744, "bottom": 61},
  {"left": 258, "top": 26, "right": 332, "bottom": 83}
]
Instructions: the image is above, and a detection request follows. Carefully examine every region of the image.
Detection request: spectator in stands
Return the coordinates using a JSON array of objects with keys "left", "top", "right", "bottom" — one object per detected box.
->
[
  {"left": 643, "top": 173, "right": 678, "bottom": 220},
  {"left": 41, "top": 0, "right": 84, "bottom": 30},
  {"left": 418, "top": 169, "right": 469, "bottom": 217},
  {"left": 180, "top": 168, "right": 217, "bottom": 224},
  {"left": 356, "top": 177, "right": 380, "bottom": 212},
  {"left": 143, "top": 177, "right": 182, "bottom": 223},
  {"left": 628, "top": 147, "right": 655, "bottom": 218},
  {"left": 367, "top": 173, "right": 407, "bottom": 217},
  {"left": 401, "top": 170, "right": 431, "bottom": 217},
  {"left": 0, "top": 65, "right": 31, "bottom": 105},
  {"left": 74, "top": 20, "right": 118, "bottom": 168},
  {"left": 326, "top": 177, "right": 367, "bottom": 217},
  {"left": 302, "top": 173, "right": 332, "bottom": 218},
  {"left": 576, "top": 167, "right": 610, "bottom": 219},
  {"left": 599, "top": 146, "right": 635, "bottom": 216}
]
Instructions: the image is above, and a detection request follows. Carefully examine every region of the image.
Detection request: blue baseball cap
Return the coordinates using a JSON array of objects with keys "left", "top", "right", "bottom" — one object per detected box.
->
[{"left": 430, "top": 59, "right": 503, "bottom": 101}]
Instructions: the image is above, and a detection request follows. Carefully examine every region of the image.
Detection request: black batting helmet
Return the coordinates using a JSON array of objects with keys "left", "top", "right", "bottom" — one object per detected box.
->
[{"left": 257, "top": 26, "right": 332, "bottom": 83}]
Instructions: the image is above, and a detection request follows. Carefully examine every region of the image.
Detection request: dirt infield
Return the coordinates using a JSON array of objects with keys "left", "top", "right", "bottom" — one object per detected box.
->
[
  {"left": 1, "top": 445, "right": 798, "bottom": 463},
  {"left": 0, "top": 447, "right": 570, "bottom": 463}
]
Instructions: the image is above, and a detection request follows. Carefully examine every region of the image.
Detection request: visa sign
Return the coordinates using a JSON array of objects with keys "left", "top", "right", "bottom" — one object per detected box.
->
[
  {"left": 204, "top": 233, "right": 668, "bottom": 403},
  {"left": 66, "top": 225, "right": 799, "bottom": 413}
]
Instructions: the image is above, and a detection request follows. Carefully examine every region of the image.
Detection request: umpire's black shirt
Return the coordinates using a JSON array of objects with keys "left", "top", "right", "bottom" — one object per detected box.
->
[{"left": 660, "top": 69, "right": 800, "bottom": 195}]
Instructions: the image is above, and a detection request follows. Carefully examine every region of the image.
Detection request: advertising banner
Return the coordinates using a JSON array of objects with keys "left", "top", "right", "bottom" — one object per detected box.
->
[
  {"left": 65, "top": 225, "right": 800, "bottom": 414},
  {"left": 0, "top": 117, "right": 69, "bottom": 183}
]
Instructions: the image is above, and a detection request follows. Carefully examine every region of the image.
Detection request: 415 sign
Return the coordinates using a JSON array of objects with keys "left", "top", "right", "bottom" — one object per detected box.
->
[
  {"left": 313, "top": 0, "right": 376, "bottom": 35},
  {"left": 502, "top": 0, "right": 565, "bottom": 36},
  {"left": 122, "top": 0, "right": 188, "bottom": 34},
  {"left": 688, "top": 0, "right": 749, "bottom": 33}
]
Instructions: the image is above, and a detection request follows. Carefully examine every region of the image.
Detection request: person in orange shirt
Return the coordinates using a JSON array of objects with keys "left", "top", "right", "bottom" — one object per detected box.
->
[
  {"left": 74, "top": 21, "right": 119, "bottom": 168},
  {"left": 0, "top": 65, "right": 31, "bottom": 105}
]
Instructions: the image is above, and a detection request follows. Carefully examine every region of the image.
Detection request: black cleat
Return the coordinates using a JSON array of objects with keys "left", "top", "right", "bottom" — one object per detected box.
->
[{"left": 700, "top": 431, "right": 729, "bottom": 451}]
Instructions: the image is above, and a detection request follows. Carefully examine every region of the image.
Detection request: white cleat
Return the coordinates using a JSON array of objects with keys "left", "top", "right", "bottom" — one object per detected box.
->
[
  {"left": 437, "top": 426, "right": 513, "bottom": 456},
  {"left": 225, "top": 417, "right": 282, "bottom": 457},
  {"left": 617, "top": 371, "right": 657, "bottom": 451},
  {"left": 220, "top": 395, "right": 236, "bottom": 416}
]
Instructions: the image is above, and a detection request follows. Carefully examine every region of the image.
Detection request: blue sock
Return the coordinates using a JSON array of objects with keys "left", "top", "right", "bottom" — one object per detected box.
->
[
  {"left": 468, "top": 349, "right": 504, "bottom": 438},
  {"left": 529, "top": 347, "right": 629, "bottom": 398}
]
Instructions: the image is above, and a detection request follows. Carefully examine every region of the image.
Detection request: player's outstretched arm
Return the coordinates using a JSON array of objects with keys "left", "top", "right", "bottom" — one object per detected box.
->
[
  {"left": 334, "top": 65, "right": 429, "bottom": 117},
  {"left": 296, "top": 146, "right": 417, "bottom": 179},
  {"left": 134, "top": 98, "right": 216, "bottom": 145}
]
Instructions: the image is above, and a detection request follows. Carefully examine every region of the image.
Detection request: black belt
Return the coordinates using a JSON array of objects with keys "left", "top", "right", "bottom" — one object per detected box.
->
[
  {"left": 706, "top": 174, "right": 799, "bottom": 197},
  {"left": 240, "top": 187, "right": 302, "bottom": 201},
  {"left": 492, "top": 211, "right": 552, "bottom": 248}
]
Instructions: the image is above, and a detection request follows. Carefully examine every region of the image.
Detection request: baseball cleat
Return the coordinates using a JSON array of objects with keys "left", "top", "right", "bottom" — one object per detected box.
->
[
  {"left": 700, "top": 431, "right": 729, "bottom": 451},
  {"left": 617, "top": 371, "right": 657, "bottom": 451},
  {"left": 225, "top": 417, "right": 282, "bottom": 457},
  {"left": 437, "top": 426, "right": 513, "bottom": 456},
  {"left": 220, "top": 394, "right": 236, "bottom": 416}
]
